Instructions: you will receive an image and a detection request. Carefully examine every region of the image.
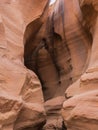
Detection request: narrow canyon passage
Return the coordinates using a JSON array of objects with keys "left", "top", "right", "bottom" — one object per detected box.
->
[
  {"left": 23, "top": 0, "right": 94, "bottom": 129},
  {"left": 24, "top": 4, "right": 92, "bottom": 101},
  {"left": 1, "top": 0, "right": 98, "bottom": 130}
]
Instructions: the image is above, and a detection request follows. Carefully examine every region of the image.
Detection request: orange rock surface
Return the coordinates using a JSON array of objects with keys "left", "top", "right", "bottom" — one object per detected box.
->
[
  {"left": 0, "top": 0, "right": 48, "bottom": 130},
  {"left": 0, "top": 0, "right": 98, "bottom": 130}
]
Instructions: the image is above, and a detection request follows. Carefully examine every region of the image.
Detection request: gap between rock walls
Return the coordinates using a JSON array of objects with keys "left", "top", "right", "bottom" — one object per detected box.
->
[{"left": 23, "top": 0, "right": 93, "bottom": 129}]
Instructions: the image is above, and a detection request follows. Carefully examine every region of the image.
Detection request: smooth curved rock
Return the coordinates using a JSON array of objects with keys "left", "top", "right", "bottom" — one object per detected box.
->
[
  {"left": 0, "top": 0, "right": 48, "bottom": 129},
  {"left": 1, "top": 0, "right": 98, "bottom": 130},
  {"left": 62, "top": 90, "right": 98, "bottom": 130},
  {"left": 62, "top": 1, "right": 98, "bottom": 130}
]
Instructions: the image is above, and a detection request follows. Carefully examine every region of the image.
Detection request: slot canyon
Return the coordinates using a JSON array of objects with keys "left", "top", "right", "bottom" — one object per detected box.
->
[{"left": 0, "top": 0, "right": 98, "bottom": 130}]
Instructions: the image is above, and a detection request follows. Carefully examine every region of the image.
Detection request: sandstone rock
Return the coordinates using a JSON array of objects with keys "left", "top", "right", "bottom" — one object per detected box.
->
[
  {"left": 62, "top": 90, "right": 98, "bottom": 130},
  {"left": 65, "top": 79, "right": 81, "bottom": 98},
  {"left": 1, "top": 0, "right": 98, "bottom": 130},
  {"left": 64, "top": 0, "right": 98, "bottom": 97},
  {"left": 43, "top": 96, "right": 65, "bottom": 130},
  {"left": 14, "top": 102, "right": 46, "bottom": 130},
  {"left": 0, "top": 94, "right": 22, "bottom": 130},
  {"left": 0, "top": 0, "right": 48, "bottom": 129},
  {"left": 24, "top": 0, "right": 92, "bottom": 101},
  {"left": 61, "top": 1, "right": 98, "bottom": 130}
]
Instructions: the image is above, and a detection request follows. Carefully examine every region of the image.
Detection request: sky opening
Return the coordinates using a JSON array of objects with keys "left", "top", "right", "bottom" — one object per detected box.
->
[{"left": 49, "top": 0, "right": 56, "bottom": 5}]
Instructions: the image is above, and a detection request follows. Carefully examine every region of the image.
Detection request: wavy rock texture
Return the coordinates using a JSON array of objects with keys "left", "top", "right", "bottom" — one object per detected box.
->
[
  {"left": 1, "top": 0, "right": 98, "bottom": 130},
  {"left": 23, "top": 0, "right": 97, "bottom": 129},
  {"left": 24, "top": 0, "right": 95, "bottom": 129},
  {"left": 62, "top": 90, "right": 98, "bottom": 130},
  {"left": 62, "top": 0, "right": 98, "bottom": 130},
  {"left": 24, "top": 0, "right": 91, "bottom": 101},
  {"left": 0, "top": 0, "right": 48, "bottom": 130}
]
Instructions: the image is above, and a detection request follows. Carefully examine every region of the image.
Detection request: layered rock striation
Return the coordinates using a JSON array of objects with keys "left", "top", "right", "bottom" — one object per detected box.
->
[
  {"left": 0, "top": 0, "right": 98, "bottom": 130},
  {"left": 0, "top": 0, "right": 48, "bottom": 130},
  {"left": 24, "top": 0, "right": 92, "bottom": 101},
  {"left": 62, "top": 0, "right": 98, "bottom": 130}
]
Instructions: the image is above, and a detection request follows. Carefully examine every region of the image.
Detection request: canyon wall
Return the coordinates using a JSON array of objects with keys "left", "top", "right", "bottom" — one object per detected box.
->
[
  {"left": 0, "top": 0, "right": 98, "bottom": 130},
  {"left": 62, "top": 0, "right": 98, "bottom": 130},
  {"left": 0, "top": 0, "right": 48, "bottom": 130}
]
